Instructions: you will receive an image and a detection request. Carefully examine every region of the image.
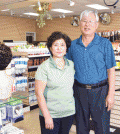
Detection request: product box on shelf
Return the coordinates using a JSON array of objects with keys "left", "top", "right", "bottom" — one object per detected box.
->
[
  {"left": 0, "top": 103, "right": 7, "bottom": 122},
  {"left": 6, "top": 98, "right": 24, "bottom": 123},
  {"left": 11, "top": 44, "right": 50, "bottom": 56},
  {"left": 2, "top": 123, "right": 24, "bottom": 134},
  {"left": 29, "top": 95, "right": 37, "bottom": 105}
]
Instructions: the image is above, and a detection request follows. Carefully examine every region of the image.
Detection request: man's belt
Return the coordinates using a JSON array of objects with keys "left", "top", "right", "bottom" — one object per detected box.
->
[{"left": 74, "top": 79, "right": 108, "bottom": 89}]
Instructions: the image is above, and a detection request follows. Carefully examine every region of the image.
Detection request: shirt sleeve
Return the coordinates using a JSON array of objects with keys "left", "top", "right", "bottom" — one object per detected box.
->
[
  {"left": 35, "top": 63, "right": 47, "bottom": 82},
  {"left": 105, "top": 40, "right": 116, "bottom": 69},
  {"left": 69, "top": 60, "right": 75, "bottom": 75},
  {"left": 66, "top": 45, "right": 73, "bottom": 61}
]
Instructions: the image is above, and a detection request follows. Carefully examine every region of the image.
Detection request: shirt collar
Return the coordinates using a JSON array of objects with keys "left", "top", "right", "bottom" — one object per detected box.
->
[
  {"left": 49, "top": 55, "right": 70, "bottom": 69},
  {"left": 76, "top": 33, "right": 99, "bottom": 47}
]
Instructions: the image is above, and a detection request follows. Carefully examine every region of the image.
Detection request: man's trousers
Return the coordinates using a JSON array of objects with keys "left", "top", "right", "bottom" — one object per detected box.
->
[{"left": 73, "top": 80, "right": 110, "bottom": 134}]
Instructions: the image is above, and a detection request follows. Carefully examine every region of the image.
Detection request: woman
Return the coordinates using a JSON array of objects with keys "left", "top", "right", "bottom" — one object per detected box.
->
[
  {"left": 0, "top": 43, "right": 14, "bottom": 100},
  {"left": 35, "top": 31, "right": 75, "bottom": 134}
]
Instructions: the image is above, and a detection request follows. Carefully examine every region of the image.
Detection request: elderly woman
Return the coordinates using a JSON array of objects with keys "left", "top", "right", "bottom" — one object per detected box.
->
[{"left": 35, "top": 31, "right": 75, "bottom": 134}]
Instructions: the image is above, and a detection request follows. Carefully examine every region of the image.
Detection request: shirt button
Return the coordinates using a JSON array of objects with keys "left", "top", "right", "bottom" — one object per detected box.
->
[{"left": 85, "top": 49, "right": 86, "bottom": 50}]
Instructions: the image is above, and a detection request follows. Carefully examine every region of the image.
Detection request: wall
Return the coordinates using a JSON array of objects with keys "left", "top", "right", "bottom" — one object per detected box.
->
[
  {"left": 36, "top": 17, "right": 81, "bottom": 41},
  {"left": 97, "top": 13, "right": 120, "bottom": 31},
  {"left": 0, "top": 16, "right": 36, "bottom": 42},
  {"left": 36, "top": 13, "right": 120, "bottom": 41},
  {"left": 0, "top": 13, "right": 119, "bottom": 42}
]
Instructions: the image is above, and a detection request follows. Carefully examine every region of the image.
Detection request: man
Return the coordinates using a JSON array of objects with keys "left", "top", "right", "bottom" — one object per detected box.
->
[{"left": 66, "top": 10, "right": 116, "bottom": 134}]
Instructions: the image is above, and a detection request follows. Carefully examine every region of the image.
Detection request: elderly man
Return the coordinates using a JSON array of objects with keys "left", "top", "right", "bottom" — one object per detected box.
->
[{"left": 66, "top": 10, "right": 116, "bottom": 134}]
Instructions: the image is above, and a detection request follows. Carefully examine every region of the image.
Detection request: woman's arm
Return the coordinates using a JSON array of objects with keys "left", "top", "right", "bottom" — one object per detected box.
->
[{"left": 35, "top": 80, "right": 54, "bottom": 129}]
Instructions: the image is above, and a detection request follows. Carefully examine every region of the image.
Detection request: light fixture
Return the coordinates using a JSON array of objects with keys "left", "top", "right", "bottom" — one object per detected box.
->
[
  {"left": 86, "top": 4, "right": 109, "bottom": 10},
  {"left": 111, "top": 9, "right": 114, "bottom": 14},
  {"left": 69, "top": 0, "right": 75, "bottom": 6},
  {"left": 59, "top": 14, "right": 66, "bottom": 18},
  {"left": 29, "top": 5, "right": 36, "bottom": 7},
  {"left": 11, "top": 10, "right": 15, "bottom": 16},
  {"left": 62, "top": 14, "right": 65, "bottom": 18},
  {"left": 59, "top": 15, "right": 62, "bottom": 18},
  {"left": 1, "top": 9, "right": 10, "bottom": 11},
  {"left": 33, "top": 2, "right": 52, "bottom": 28},
  {"left": 51, "top": 9, "right": 73, "bottom": 13},
  {"left": 23, "top": 12, "right": 39, "bottom": 16},
  {"left": 38, "top": 1, "right": 42, "bottom": 11}
]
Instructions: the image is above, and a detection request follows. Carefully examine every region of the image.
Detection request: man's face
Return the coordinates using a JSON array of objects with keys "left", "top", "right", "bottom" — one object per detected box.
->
[{"left": 80, "top": 13, "right": 98, "bottom": 36}]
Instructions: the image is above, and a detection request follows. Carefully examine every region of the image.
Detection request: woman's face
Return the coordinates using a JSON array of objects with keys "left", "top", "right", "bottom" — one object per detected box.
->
[{"left": 50, "top": 38, "right": 67, "bottom": 59}]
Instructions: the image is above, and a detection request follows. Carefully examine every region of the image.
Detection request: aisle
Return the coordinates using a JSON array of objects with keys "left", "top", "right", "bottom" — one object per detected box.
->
[
  {"left": 14, "top": 108, "right": 40, "bottom": 134},
  {"left": 13, "top": 108, "right": 94, "bottom": 134}
]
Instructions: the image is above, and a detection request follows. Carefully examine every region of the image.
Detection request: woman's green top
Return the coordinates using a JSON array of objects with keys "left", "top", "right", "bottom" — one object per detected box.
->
[{"left": 35, "top": 56, "right": 75, "bottom": 118}]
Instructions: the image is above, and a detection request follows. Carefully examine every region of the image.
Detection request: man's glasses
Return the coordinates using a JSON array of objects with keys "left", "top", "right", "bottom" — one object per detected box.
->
[{"left": 81, "top": 20, "right": 96, "bottom": 25}]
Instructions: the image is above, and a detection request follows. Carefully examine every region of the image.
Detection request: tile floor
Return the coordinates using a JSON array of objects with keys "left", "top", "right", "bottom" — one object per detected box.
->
[{"left": 13, "top": 108, "right": 95, "bottom": 134}]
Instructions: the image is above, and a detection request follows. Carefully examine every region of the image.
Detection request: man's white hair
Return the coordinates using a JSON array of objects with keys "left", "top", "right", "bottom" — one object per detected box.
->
[{"left": 80, "top": 10, "right": 99, "bottom": 22}]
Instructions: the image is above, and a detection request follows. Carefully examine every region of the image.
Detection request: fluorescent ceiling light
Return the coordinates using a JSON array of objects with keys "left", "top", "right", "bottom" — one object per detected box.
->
[
  {"left": 23, "top": 12, "right": 39, "bottom": 16},
  {"left": 51, "top": 9, "right": 73, "bottom": 13},
  {"left": 1, "top": 9, "right": 10, "bottom": 11},
  {"left": 29, "top": 5, "right": 36, "bottom": 7},
  {"left": 86, "top": 4, "right": 109, "bottom": 10}
]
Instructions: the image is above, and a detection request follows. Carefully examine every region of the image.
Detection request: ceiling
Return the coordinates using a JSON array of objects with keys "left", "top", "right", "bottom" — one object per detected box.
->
[{"left": 0, "top": 0, "right": 120, "bottom": 19}]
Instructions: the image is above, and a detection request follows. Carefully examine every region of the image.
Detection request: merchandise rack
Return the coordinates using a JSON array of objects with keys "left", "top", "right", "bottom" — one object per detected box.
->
[
  {"left": 12, "top": 51, "right": 50, "bottom": 107},
  {"left": 0, "top": 98, "right": 24, "bottom": 133},
  {"left": 110, "top": 43, "right": 120, "bottom": 129}
]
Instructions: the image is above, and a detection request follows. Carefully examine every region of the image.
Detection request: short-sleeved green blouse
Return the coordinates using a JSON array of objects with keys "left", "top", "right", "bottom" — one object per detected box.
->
[{"left": 35, "top": 56, "right": 75, "bottom": 118}]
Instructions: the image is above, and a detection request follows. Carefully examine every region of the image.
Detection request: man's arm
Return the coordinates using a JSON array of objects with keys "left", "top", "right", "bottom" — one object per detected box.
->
[{"left": 106, "top": 67, "right": 116, "bottom": 111}]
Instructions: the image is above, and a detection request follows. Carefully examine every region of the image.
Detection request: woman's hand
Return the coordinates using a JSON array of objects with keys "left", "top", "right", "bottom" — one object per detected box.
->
[{"left": 45, "top": 116, "right": 54, "bottom": 130}]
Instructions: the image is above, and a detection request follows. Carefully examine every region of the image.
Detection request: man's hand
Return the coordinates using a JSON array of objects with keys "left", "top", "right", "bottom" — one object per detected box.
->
[{"left": 106, "top": 94, "right": 114, "bottom": 111}]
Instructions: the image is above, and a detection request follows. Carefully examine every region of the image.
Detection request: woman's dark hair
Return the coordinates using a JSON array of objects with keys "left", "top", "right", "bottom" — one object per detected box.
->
[
  {"left": 46, "top": 31, "right": 71, "bottom": 55},
  {"left": 0, "top": 44, "right": 12, "bottom": 70}
]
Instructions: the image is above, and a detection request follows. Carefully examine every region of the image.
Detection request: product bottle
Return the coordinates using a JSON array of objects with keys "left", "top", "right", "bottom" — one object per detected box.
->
[
  {"left": 110, "top": 30, "right": 114, "bottom": 42},
  {"left": 114, "top": 30, "right": 118, "bottom": 41}
]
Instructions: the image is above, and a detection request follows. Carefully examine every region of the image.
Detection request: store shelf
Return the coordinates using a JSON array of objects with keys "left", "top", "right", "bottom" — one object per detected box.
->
[
  {"left": 28, "top": 54, "right": 50, "bottom": 58},
  {"left": 5, "top": 42, "right": 27, "bottom": 46},
  {"left": 28, "top": 65, "right": 39, "bottom": 69},
  {"left": 29, "top": 88, "right": 35, "bottom": 91},
  {"left": 110, "top": 48, "right": 120, "bottom": 128},
  {"left": 115, "top": 69, "right": 120, "bottom": 71},
  {"left": 30, "top": 102, "right": 38, "bottom": 106},
  {"left": 115, "top": 89, "right": 120, "bottom": 91},
  {"left": 11, "top": 44, "right": 50, "bottom": 108},
  {"left": 11, "top": 47, "right": 50, "bottom": 107},
  {"left": 12, "top": 51, "right": 28, "bottom": 57},
  {"left": 110, "top": 63, "right": 120, "bottom": 128}
]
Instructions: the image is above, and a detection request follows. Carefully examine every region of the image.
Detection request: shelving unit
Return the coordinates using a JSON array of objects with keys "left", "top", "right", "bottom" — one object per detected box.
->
[
  {"left": 4, "top": 41, "right": 50, "bottom": 108},
  {"left": 28, "top": 53, "right": 50, "bottom": 106},
  {"left": 11, "top": 52, "right": 29, "bottom": 106},
  {"left": 11, "top": 48, "right": 50, "bottom": 107},
  {"left": 28, "top": 54, "right": 50, "bottom": 58},
  {"left": 110, "top": 42, "right": 120, "bottom": 128}
]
